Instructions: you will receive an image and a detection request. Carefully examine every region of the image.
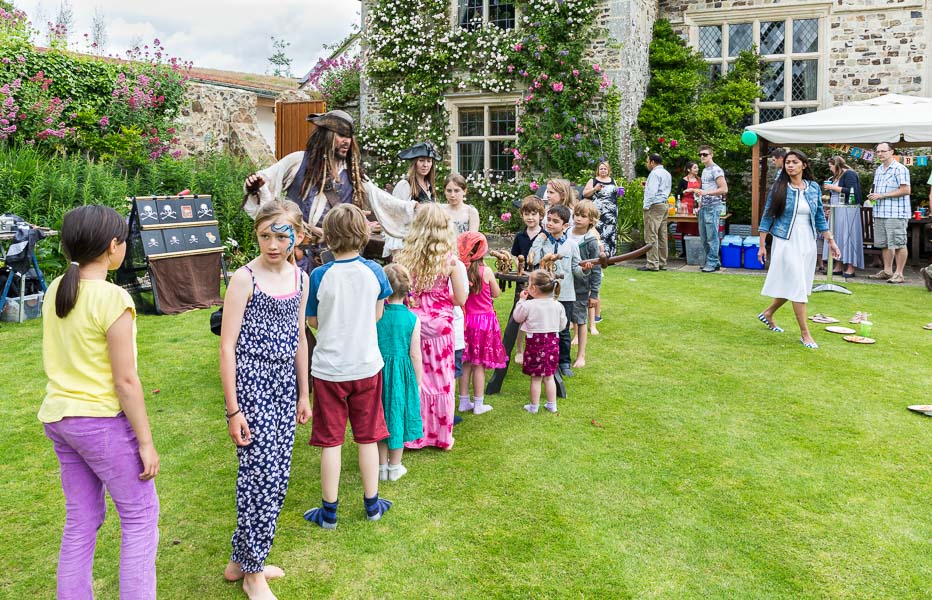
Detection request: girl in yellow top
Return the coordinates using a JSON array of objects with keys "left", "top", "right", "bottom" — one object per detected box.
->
[{"left": 38, "top": 205, "right": 160, "bottom": 600}]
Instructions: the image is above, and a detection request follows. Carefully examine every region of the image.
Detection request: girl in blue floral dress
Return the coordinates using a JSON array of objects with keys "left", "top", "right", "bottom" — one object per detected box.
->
[{"left": 219, "top": 200, "right": 311, "bottom": 600}]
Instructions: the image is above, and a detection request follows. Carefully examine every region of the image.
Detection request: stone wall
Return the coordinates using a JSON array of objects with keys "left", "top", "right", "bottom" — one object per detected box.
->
[
  {"left": 602, "top": 0, "right": 659, "bottom": 176},
  {"left": 175, "top": 81, "right": 277, "bottom": 167},
  {"left": 659, "top": 0, "right": 930, "bottom": 105}
]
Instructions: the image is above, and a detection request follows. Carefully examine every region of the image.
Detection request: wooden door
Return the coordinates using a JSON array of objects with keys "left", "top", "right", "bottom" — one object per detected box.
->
[{"left": 275, "top": 100, "right": 327, "bottom": 159}]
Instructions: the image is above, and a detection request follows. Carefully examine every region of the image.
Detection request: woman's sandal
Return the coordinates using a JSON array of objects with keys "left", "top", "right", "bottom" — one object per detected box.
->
[
  {"left": 758, "top": 313, "right": 784, "bottom": 332},
  {"left": 799, "top": 338, "right": 819, "bottom": 349}
]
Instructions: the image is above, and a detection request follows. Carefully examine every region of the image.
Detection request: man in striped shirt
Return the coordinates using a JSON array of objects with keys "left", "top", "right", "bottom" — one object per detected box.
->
[{"left": 866, "top": 142, "right": 911, "bottom": 284}]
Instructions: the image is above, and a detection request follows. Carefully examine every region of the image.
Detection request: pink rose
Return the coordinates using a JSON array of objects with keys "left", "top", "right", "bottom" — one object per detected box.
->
[
  {"left": 670, "top": 139, "right": 678, "bottom": 148},
  {"left": 552, "top": 82, "right": 564, "bottom": 92},
  {"left": 501, "top": 213, "right": 512, "bottom": 222},
  {"left": 514, "top": 43, "right": 523, "bottom": 52},
  {"left": 529, "top": 181, "right": 540, "bottom": 191}
]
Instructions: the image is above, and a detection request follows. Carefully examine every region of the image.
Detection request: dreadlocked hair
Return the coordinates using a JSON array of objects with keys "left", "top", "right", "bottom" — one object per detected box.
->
[
  {"left": 397, "top": 203, "right": 456, "bottom": 294},
  {"left": 528, "top": 269, "right": 560, "bottom": 299},
  {"left": 299, "top": 127, "right": 368, "bottom": 207}
]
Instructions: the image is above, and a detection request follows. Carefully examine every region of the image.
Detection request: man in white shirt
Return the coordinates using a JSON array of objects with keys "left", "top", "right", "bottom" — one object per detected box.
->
[
  {"left": 639, "top": 153, "right": 672, "bottom": 271},
  {"left": 694, "top": 145, "right": 729, "bottom": 272}
]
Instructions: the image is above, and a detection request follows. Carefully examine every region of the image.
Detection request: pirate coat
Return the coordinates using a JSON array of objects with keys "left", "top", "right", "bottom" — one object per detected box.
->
[{"left": 243, "top": 151, "right": 414, "bottom": 239}]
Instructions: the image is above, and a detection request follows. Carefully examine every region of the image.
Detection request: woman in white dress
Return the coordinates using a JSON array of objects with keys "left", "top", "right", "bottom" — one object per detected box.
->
[
  {"left": 757, "top": 150, "right": 840, "bottom": 349},
  {"left": 384, "top": 142, "right": 440, "bottom": 256}
]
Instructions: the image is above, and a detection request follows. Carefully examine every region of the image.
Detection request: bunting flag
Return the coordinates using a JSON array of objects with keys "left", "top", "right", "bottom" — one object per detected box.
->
[{"left": 827, "top": 144, "right": 932, "bottom": 166}]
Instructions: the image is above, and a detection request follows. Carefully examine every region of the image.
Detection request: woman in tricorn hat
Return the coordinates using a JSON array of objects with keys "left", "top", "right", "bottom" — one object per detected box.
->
[{"left": 384, "top": 142, "right": 442, "bottom": 256}]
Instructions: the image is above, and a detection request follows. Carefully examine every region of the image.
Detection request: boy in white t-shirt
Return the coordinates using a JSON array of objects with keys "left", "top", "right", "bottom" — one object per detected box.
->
[{"left": 304, "top": 204, "right": 393, "bottom": 529}]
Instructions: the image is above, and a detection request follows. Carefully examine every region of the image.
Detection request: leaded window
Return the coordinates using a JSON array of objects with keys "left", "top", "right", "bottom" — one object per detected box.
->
[
  {"left": 457, "top": 0, "right": 515, "bottom": 30},
  {"left": 694, "top": 15, "right": 822, "bottom": 123}
]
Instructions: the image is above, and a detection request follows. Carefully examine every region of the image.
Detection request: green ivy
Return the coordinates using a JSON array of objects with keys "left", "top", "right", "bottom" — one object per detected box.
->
[{"left": 360, "top": 0, "right": 614, "bottom": 218}]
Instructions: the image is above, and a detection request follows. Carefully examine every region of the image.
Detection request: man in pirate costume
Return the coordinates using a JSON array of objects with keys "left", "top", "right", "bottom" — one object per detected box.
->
[{"left": 243, "top": 109, "right": 416, "bottom": 265}]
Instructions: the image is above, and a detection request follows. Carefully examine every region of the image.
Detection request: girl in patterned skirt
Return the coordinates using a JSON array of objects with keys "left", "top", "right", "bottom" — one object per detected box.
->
[
  {"left": 397, "top": 204, "right": 468, "bottom": 451},
  {"left": 456, "top": 231, "right": 508, "bottom": 416},
  {"left": 513, "top": 270, "right": 567, "bottom": 414},
  {"left": 220, "top": 200, "right": 311, "bottom": 600}
]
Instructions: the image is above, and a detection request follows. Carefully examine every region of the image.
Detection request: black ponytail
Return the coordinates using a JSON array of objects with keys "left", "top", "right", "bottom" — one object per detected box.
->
[{"left": 56, "top": 205, "right": 128, "bottom": 318}]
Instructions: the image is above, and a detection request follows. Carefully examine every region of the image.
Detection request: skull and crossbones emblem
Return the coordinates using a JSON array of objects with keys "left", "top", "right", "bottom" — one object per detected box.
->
[
  {"left": 147, "top": 237, "right": 159, "bottom": 248},
  {"left": 160, "top": 205, "right": 178, "bottom": 220},
  {"left": 168, "top": 235, "right": 181, "bottom": 246},
  {"left": 197, "top": 203, "right": 213, "bottom": 218},
  {"left": 140, "top": 205, "right": 158, "bottom": 222},
  {"left": 188, "top": 234, "right": 199, "bottom": 244}
]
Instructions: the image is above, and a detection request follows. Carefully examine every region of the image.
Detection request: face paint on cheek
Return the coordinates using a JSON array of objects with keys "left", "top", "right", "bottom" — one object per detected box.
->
[{"left": 271, "top": 223, "right": 296, "bottom": 253}]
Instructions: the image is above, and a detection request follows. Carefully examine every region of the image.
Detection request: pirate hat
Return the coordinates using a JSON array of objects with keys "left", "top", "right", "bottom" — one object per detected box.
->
[
  {"left": 307, "top": 110, "right": 354, "bottom": 137},
  {"left": 398, "top": 141, "right": 441, "bottom": 161}
]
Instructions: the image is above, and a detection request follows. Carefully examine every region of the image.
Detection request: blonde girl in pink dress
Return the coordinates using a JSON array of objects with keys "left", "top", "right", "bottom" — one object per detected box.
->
[{"left": 398, "top": 204, "right": 468, "bottom": 450}]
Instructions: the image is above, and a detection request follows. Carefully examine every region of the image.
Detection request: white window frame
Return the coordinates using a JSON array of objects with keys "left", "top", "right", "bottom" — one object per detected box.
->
[
  {"left": 451, "top": 0, "right": 518, "bottom": 31},
  {"left": 446, "top": 94, "right": 521, "bottom": 182},
  {"left": 687, "top": 3, "right": 831, "bottom": 123}
]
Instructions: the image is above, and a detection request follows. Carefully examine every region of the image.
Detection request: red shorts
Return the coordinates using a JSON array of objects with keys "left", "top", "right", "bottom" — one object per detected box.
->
[{"left": 310, "top": 372, "right": 388, "bottom": 447}]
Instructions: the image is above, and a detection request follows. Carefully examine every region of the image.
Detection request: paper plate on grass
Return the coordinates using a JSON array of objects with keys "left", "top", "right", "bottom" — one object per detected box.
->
[
  {"left": 843, "top": 335, "right": 875, "bottom": 344},
  {"left": 825, "top": 325, "right": 856, "bottom": 334},
  {"left": 907, "top": 405, "right": 932, "bottom": 416},
  {"left": 809, "top": 314, "right": 839, "bottom": 324},
  {"left": 923, "top": 324, "right": 932, "bottom": 331}
]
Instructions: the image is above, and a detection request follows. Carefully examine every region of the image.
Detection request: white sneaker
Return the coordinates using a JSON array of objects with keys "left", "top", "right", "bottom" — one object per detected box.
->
[
  {"left": 387, "top": 463, "right": 408, "bottom": 481},
  {"left": 378, "top": 464, "right": 388, "bottom": 481},
  {"left": 544, "top": 402, "right": 558, "bottom": 413},
  {"left": 523, "top": 404, "right": 539, "bottom": 414}
]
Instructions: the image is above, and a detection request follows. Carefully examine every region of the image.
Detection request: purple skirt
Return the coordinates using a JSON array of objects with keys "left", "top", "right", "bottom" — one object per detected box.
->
[{"left": 522, "top": 332, "right": 559, "bottom": 377}]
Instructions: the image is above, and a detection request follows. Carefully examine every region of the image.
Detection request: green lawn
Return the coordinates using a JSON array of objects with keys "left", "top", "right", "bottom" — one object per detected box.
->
[{"left": 1, "top": 269, "right": 930, "bottom": 599}]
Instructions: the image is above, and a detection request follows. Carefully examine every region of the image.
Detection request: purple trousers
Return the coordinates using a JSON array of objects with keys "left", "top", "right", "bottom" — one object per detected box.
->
[{"left": 44, "top": 414, "right": 160, "bottom": 600}]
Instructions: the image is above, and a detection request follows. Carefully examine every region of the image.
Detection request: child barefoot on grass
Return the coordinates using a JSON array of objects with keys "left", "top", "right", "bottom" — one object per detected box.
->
[
  {"left": 377, "top": 264, "right": 424, "bottom": 482},
  {"left": 510, "top": 195, "right": 545, "bottom": 365},
  {"left": 220, "top": 200, "right": 311, "bottom": 600},
  {"left": 457, "top": 231, "right": 508, "bottom": 415},
  {"left": 568, "top": 200, "right": 602, "bottom": 368},
  {"left": 513, "top": 270, "right": 567, "bottom": 413}
]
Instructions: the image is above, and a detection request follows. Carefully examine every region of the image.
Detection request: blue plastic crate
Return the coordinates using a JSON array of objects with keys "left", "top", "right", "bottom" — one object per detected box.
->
[
  {"left": 721, "top": 235, "right": 743, "bottom": 268},
  {"left": 742, "top": 236, "right": 764, "bottom": 270}
]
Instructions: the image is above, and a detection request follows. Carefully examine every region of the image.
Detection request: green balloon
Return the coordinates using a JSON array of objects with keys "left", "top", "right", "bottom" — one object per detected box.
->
[{"left": 741, "top": 131, "right": 759, "bottom": 146}]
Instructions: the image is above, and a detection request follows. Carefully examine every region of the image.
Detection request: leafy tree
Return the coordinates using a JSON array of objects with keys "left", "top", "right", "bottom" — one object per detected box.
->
[
  {"left": 267, "top": 36, "right": 292, "bottom": 78},
  {"left": 47, "top": 0, "right": 73, "bottom": 46},
  {"left": 635, "top": 19, "right": 761, "bottom": 221}
]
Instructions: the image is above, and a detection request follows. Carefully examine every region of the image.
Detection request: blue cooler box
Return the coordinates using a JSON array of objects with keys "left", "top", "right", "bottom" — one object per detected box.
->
[
  {"left": 720, "top": 235, "right": 743, "bottom": 268},
  {"left": 742, "top": 236, "right": 764, "bottom": 269}
]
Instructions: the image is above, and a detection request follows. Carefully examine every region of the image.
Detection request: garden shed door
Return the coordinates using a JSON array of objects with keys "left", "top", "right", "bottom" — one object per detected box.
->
[{"left": 275, "top": 100, "right": 327, "bottom": 159}]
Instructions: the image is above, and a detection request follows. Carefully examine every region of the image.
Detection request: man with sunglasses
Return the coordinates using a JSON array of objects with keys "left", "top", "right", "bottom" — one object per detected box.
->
[
  {"left": 866, "top": 142, "right": 911, "bottom": 284},
  {"left": 694, "top": 146, "right": 729, "bottom": 272}
]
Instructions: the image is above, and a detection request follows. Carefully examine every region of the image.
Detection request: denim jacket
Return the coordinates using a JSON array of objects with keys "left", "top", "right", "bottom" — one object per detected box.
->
[{"left": 759, "top": 180, "right": 829, "bottom": 240}]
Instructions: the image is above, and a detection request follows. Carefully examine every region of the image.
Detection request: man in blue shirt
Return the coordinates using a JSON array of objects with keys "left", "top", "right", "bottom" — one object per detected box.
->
[{"left": 639, "top": 153, "right": 672, "bottom": 271}]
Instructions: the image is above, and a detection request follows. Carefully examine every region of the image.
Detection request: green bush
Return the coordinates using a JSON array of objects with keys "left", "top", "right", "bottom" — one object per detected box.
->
[{"left": 0, "top": 147, "right": 257, "bottom": 276}]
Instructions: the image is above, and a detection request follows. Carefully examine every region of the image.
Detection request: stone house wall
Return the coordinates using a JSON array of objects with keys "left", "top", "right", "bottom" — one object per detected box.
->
[
  {"left": 659, "top": 0, "right": 931, "bottom": 105},
  {"left": 175, "top": 81, "right": 278, "bottom": 167}
]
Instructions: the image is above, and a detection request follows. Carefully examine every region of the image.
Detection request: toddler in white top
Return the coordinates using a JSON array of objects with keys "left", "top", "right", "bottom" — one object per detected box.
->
[{"left": 513, "top": 270, "right": 567, "bottom": 414}]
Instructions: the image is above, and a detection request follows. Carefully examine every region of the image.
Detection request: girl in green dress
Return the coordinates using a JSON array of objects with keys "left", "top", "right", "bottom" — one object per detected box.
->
[{"left": 377, "top": 263, "right": 424, "bottom": 481}]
